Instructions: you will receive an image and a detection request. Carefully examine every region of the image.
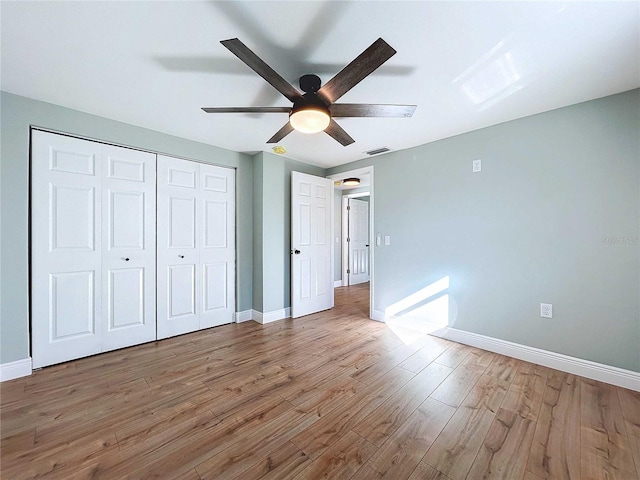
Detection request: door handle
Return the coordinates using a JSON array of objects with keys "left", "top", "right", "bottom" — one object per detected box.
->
[
  {"left": 365, "top": 244, "right": 369, "bottom": 247},
  {"left": 178, "top": 255, "right": 184, "bottom": 259},
  {"left": 291, "top": 249, "right": 301, "bottom": 255},
  {"left": 124, "top": 257, "right": 130, "bottom": 262}
]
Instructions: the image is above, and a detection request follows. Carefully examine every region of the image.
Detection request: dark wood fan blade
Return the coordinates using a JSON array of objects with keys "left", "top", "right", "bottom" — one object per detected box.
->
[
  {"left": 221, "top": 38, "right": 302, "bottom": 103},
  {"left": 317, "top": 38, "right": 396, "bottom": 104},
  {"left": 324, "top": 119, "right": 355, "bottom": 146},
  {"left": 267, "top": 122, "right": 294, "bottom": 143},
  {"left": 202, "top": 107, "right": 291, "bottom": 113},
  {"left": 330, "top": 104, "right": 416, "bottom": 117}
]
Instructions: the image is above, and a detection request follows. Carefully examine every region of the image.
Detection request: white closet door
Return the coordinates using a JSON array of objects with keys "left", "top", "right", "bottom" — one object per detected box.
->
[
  {"left": 31, "top": 131, "right": 157, "bottom": 368},
  {"left": 32, "top": 132, "right": 104, "bottom": 368},
  {"left": 101, "top": 145, "right": 157, "bottom": 351},
  {"left": 157, "top": 156, "right": 199, "bottom": 339},
  {"left": 199, "top": 163, "right": 235, "bottom": 329},
  {"left": 157, "top": 155, "right": 234, "bottom": 339}
]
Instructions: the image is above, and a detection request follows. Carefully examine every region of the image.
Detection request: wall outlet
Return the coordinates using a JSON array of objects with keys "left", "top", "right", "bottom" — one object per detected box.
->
[
  {"left": 473, "top": 159, "right": 482, "bottom": 173},
  {"left": 540, "top": 303, "right": 553, "bottom": 318}
]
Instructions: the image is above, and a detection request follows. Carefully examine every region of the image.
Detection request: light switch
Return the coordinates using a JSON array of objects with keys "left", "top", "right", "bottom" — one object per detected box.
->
[
  {"left": 376, "top": 233, "right": 381, "bottom": 246},
  {"left": 335, "top": 237, "right": 339, "bottom": 244},
  {"left": 384, "top": 235, "right": 391, "bottom": 245},
  {"left": 473, "top": 159, "right": 482, "bottom": 173}
]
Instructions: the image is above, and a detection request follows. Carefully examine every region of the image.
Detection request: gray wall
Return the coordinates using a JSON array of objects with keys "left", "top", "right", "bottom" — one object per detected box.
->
[
  {"left": 252, "top": 153, "right": 265, "bottom": 312},
  {"left": 328, "top": 89, "right": 640, "bottom": 372},
  {"left": 0, "top": 92, "right": 253, "bottom": 364},
  {"left": 253, "top": 152, "right": 325, "bottom": 313}
]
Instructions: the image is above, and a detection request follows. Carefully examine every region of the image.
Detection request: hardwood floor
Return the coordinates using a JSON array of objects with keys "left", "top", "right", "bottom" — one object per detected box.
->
[{"left": 1, "top": 283, "right": 638, "bottom": 479}]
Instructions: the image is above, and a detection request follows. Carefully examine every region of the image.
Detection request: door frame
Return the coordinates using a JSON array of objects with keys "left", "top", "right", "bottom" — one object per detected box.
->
[{"left": 327, "top": 166, "right": 375, "bottom": 320}]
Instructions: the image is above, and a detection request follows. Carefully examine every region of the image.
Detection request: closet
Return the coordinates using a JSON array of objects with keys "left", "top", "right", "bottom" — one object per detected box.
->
[
  {"left": 30, "top": 131, "right": 235, "bottom": 368},
  {"left": 156, "top": 155, "right": 235, "bottom": 339}
]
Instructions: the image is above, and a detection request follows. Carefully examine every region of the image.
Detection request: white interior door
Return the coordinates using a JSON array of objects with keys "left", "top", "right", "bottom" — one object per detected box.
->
[
  {"left": 31, "top": 131, "right": 156, "bottom": 368},
  {"left": 291, "top": 171, "right": 333, "bottom": 318},
  {"left": 157, "top": 155, "right": 235, "bottom": 339},
  {"left": 101, "top": 145, "right": 157, "bottom": 351},
  {"left": 347, "top": 198, "right": 370, "bottom": 285}
]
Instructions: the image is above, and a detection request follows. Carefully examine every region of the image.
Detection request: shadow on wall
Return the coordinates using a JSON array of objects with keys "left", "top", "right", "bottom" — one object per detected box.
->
[{"left": 385, "top": 276, "right": 459, "bottom": 345}]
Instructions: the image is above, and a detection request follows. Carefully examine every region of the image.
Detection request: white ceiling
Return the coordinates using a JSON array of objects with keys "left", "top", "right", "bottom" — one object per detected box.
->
[{"left": 2, "top": 1, "right": 638, "bottom": 168}]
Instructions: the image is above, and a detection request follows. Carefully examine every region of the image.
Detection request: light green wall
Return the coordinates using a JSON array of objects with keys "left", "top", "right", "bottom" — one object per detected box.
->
[
  {"left": 253, "top": 152, "right": 326, "bottom": 313},
  {"left": 252, "top": 153, "right": 265, "bottom": 312},
  {"left": 328, "top": 89, "right": 640, "bottom": 372},
  {"left": 0, "top": 92, "right": 253, "bottom": 363}
]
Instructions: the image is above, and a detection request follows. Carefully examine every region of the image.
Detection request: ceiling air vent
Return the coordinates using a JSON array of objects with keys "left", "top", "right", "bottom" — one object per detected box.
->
[{"left": 364, "top": 147, "right": 391, "bottom": 156}]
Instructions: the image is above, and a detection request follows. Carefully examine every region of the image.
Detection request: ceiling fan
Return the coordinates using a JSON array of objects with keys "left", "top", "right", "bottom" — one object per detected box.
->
[{"left": 202, "top": 38, "right": 417, "bottom": 146}]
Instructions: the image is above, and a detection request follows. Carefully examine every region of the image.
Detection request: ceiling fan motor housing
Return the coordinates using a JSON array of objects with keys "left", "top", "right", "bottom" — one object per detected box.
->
[{"left": 299, "top": 74, "right": 322, "bottom": 93}]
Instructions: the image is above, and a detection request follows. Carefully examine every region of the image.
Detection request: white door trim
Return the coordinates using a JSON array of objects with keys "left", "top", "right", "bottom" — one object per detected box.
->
[{"left": 327, "top": 166, "right": 375, "bottom": 319}]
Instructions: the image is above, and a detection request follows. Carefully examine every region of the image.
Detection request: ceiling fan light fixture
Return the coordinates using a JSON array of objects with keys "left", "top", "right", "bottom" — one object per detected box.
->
[
  {"left": 289, "top": 105, "right": 331, "bottom": 134},
  {"left": 343, "top": 177, "right": 360, "bottom": 186}
]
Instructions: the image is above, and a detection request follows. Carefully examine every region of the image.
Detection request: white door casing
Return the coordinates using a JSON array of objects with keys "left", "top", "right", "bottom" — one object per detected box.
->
[
  {"left": 347, "top": 198, "right": 370, "bottom": 285},
  {"left": 31, "top": 131, "right": 156, "bottom": 368},
  {"left": 291, "top": 171, "right": 334, "bottom": 318},
  {"left": 156, "top": 155, "right": 235, "bottom": 339}
]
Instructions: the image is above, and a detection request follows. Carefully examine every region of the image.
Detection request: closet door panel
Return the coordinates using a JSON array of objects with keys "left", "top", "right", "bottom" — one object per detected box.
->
[
  {"left": 199, "top": 164, "right": 235, "bottom": 329},
  {"left": 157, "top": 155, "right": 199, "bottom": 339},
  {"left": 31, "top": 132, "right": 103, "bottom": 368},
  {"left": 101, "top": 145, "right": 156, "bottom": 351}
]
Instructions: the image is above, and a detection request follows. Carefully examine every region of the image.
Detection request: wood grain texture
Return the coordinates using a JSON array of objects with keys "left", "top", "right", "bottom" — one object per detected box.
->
[
  {"left": 1, "top": 283, "right": 638, "bottom": 480},
  {"left": 423, "top": 374, "right": 510, "bottom": 480},
  {"left": 293, "top": 430, "right": 377, "bottom": 480},
  {"left": 526, "top": 372, "right": 581, "bottom": 480},
  {"left": 580, "top": 379, "right": 637, "bottom": 480},
  {"left": 353, "top": 362, "right": 452, "bottom": 446},
  {"left": 466, "top": 407, "right": 536, "bottom": 479},
  {"left": 357, "top": 398, "right": 455, "bottom": 479},
  {"left": 408, "top": 462, "right": 454, "bottom": 480},
  {"left": 617, "top": 387, "right": 640, "bottom": 479}
]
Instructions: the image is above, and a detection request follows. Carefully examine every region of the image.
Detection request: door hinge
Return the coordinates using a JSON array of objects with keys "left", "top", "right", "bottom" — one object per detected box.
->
[
  {"left": 347, "top": 205, "right": 350, "bottom": 210},
  {"left": 347, "top": 269, "right": 351, "bottom": 274},
  {"left": 347, "top": 237, "right": 350, "bottom": 242}
]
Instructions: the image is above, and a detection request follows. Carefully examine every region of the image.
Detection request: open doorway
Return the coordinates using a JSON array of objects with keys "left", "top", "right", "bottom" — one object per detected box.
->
[{"left": 328, "top": 166, "right": 374, "bottom": 319}]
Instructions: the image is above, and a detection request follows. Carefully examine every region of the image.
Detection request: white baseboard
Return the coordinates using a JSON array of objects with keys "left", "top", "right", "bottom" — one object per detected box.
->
[
  {"left": 252, "top": 307, "right": 291, "bottom": 324},
  {"left": 1, "top": 357, "right": 32, "bottom": 382},
  {"left": 235, "top": 310, "right": 253, "bottom": 323},
  {"left": 432, "top": 327, "right": 640, "bottom": 392},
  {"left": 365, "top": 312, "right": 639, "bottom": 391},
  {"left": 334, "top": 280, "right": 342, "bottom": 288}
]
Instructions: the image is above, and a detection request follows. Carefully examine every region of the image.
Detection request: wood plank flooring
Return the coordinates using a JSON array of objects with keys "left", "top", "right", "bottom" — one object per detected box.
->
[{"left": 1, "top": 283, "right": 638, "bottom": 479}]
